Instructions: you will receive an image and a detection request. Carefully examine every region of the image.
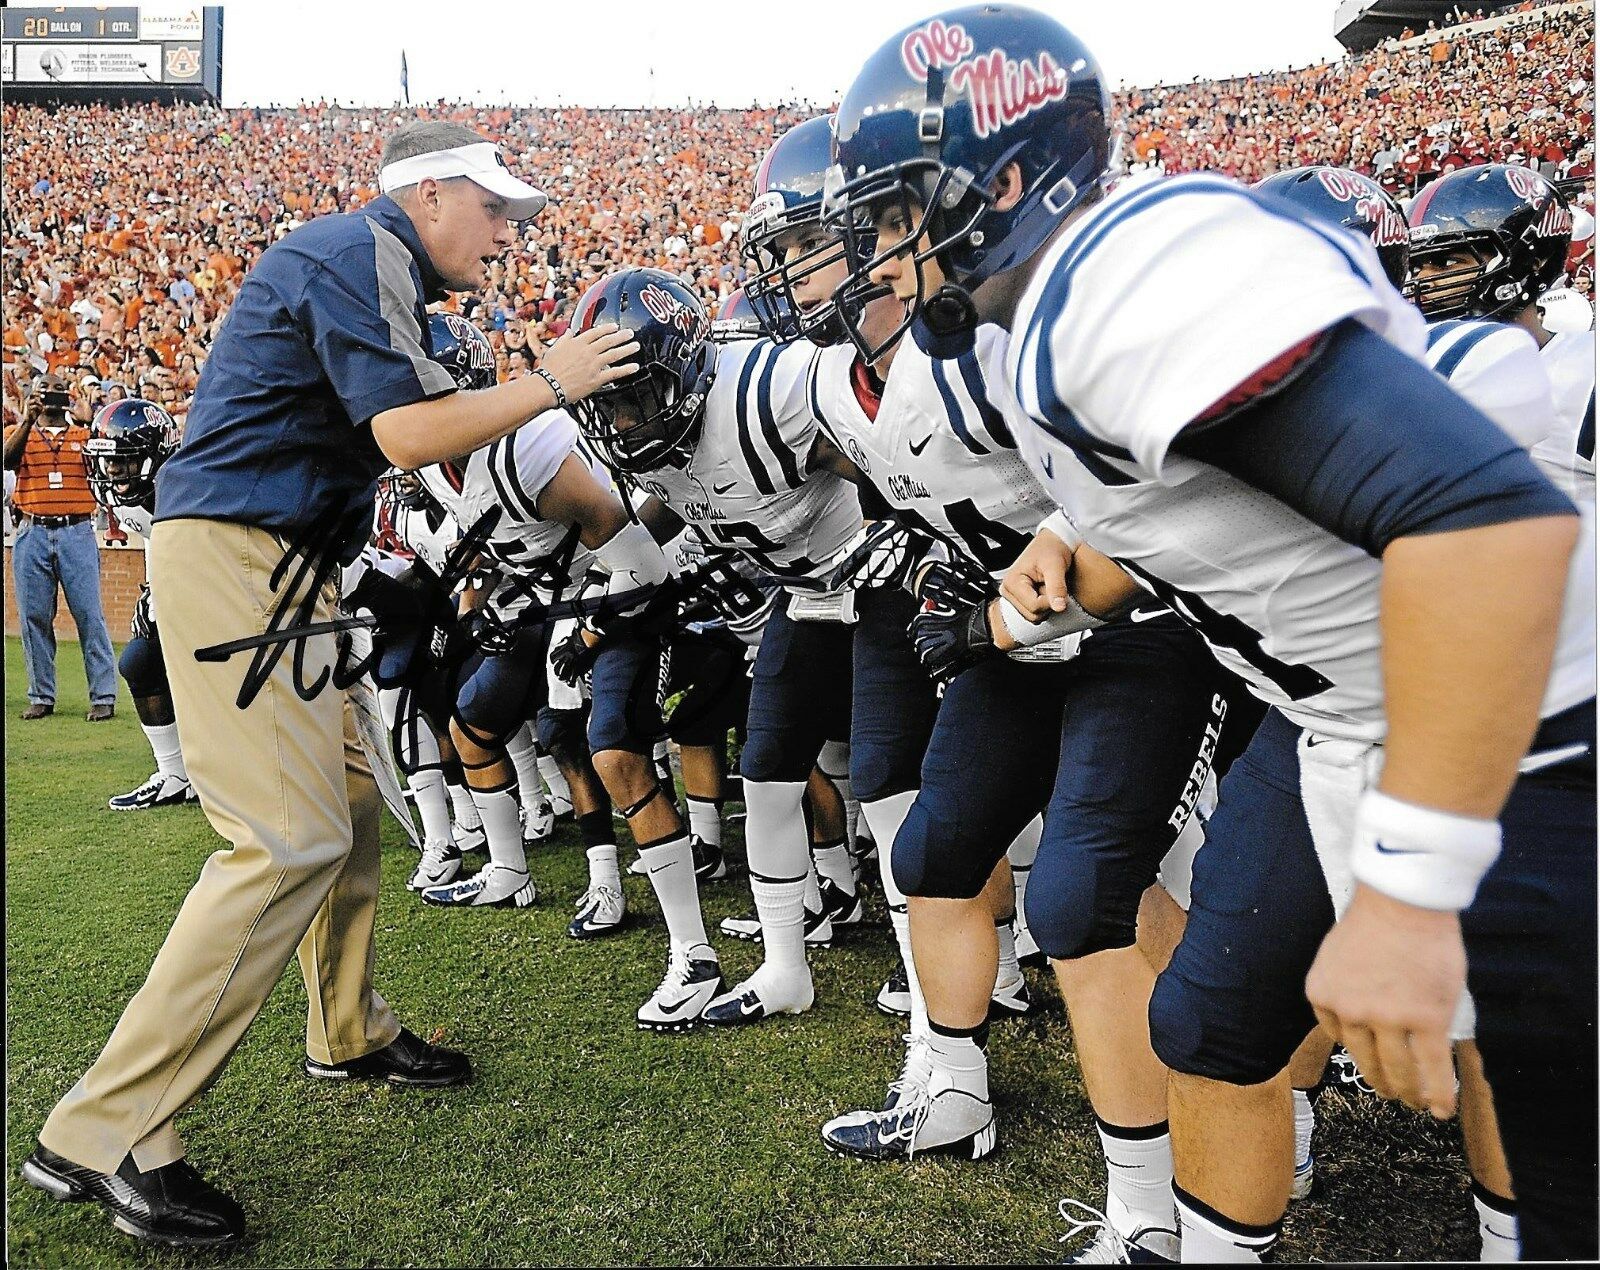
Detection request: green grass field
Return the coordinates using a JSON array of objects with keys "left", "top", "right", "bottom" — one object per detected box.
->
[{"left": 5, "top": 635, "right": 1477, "bottom": 1265}]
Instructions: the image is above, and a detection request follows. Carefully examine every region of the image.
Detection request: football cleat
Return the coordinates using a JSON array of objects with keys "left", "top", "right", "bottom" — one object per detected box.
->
[
  {"left": 421, "top": 864, "right": 536, "bottom": 908},
  {"left": 1058, "top": 1198, "right": 1179, "bottom": 1264},
  {"left": 453, "top": 821, "right": 488, "bottom": 856},
  {"left": 637, "top": 944, "right": 725, "bottom": 1032},
  {"left": 628, "top": 854, "right": 649, "bottom": 877},
  {"left": 701, "top": 966, "right": 815, "bottom": 1027},
  {"left": 988, "top": 971, "right": 1035, "bottom": 1021},
  {"left": 108, "top": 772, "right": 194, "bottom": 812},
  {"left": 692, "top": 836, "right": 731, "bottom": 882},
  {"left": 547, "top": 790, "right": 574, "bottom": 820},
  {"left": 718, "top": 905, "right": 833, "bottom": 948},
  {"left": 876, "top": 962, "right": 912, "bottom": 1018},
  {"left": 821, "top": 1077, "right": 996, "bottom": 1162},
  {"left": 521, "top": 799, "right": 554, "bottom": 846},
  {"left": 568, "top": 885, "right": 626, "bottom": 940},
  {"left": 818, "top": 876, "right": 865, "bottom": 926},
  {"left": 848, "top": 832, "right": 879, "bottom": 877},
  {"left": 1326, "top": 1045, "right": 1377, "bottom": 1097},
  {"left": 407, "top": 838, "right": 463, "bottom": 892},
  {"left": 1291, "top": 1152, "right": 1316, "bottom": 1203}
]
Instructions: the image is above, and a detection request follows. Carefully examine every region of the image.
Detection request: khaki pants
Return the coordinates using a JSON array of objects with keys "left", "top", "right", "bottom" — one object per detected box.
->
[{"left": 40, "top": 518, "right": 399, "bottom": 1174}]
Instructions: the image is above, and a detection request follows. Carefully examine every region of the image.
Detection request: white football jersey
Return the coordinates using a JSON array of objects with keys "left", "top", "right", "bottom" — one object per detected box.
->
[
  {"left": 110, "top": 503, "right": 156, "bottom": 598},
  {"left": 417, "top": 410, "right": 602, "bottom": 617},
  {"left": 1422, "top": 319, "right": 1555, "bottom": 451},
  {"left": 1005, "top": 172, "right": 1594, "bottom": 741},
  {"left": 386, "top": 501, "right": 460, "bottom": 578},
  {"left": 635, "top": 337, "right": 862, "bottom": 592},
  {"left": 808, "top": 326, "right": 1055, "bottom": 574},
  {"left": 1531, "top": 330, "right": 1597, "bottom": 496}
]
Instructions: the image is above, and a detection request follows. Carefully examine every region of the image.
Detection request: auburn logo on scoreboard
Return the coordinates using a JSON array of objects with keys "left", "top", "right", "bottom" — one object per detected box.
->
[{"left": 165, "top": 46, "right": 202, "bottom": 79}]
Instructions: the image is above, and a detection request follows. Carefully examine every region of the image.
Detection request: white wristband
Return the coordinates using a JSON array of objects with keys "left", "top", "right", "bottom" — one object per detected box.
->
[
  {"left": 998, "top": 593, "right": 1104, "bottom": 646},
  {"left": 1038, "top": 509, "right": 1082, "bottom": 552},
  {"left": 1349, "top": 789, "right": 1502, "bottom": 912}
]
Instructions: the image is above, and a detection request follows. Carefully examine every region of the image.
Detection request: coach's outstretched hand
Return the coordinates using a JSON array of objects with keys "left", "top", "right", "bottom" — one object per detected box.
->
[
  {"left": 1305, "top": 884, "right": 1465, "bottom": 1120},
  {"left": 537, "top": 323, "right": 640, "bottom": 403}
]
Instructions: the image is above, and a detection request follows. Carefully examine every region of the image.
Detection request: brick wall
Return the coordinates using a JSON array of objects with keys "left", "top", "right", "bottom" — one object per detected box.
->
[{"left": 4, "top": 542, "right": 144, "bottom": 640}]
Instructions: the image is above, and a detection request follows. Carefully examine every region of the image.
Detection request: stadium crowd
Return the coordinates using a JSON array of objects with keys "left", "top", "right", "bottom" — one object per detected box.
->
[{"left": 2, "top": 2, "right": 1593, "bottom": 432}]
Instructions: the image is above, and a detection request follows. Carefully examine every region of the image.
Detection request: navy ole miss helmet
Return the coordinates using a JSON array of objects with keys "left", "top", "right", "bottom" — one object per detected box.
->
[
  {"left": 741, "top": 114, "right": 879, "bottom": 347},
  {"left": 85, "top": 397, "right": 179, "bottom": 511},
  {"left": 711, "top": 287, "right": 765, "bottom": 343},
  {"left": 1254, "top": 166, "right": 1411, "bottom": 291},
  {"left": 1407, "top": 164, "right": 1574, "bottom": 319},
  {"left": 567, "top": 269, "right": 716, "bottom": 474},
  {"left": 821, "top": 3, "right": 1113, "bottom": 359},
  {"left": 427, "top": 312, "right": 497, "bottom": 391}
]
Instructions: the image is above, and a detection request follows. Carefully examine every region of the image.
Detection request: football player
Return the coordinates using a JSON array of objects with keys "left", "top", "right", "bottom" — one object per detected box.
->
[
  {"left": 85, "top": 398, "right": 197, "bottom": 810},
  {"left": 752, "top": 121, "right": 1257, "bottom": 1224},
  {"left": 568, "top": 267, "right": 872, "bottom": 1027},
  {"left": 1410, "top": 164, "right": 1594, "bottom": 498},
  {"left": 824, "top": 6, "right": 1594, "bottom": 1260}
]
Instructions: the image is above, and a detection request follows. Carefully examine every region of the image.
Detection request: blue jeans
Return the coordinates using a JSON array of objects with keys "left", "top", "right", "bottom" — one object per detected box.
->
[{"left": 11, "top": 517, "right": 118, "bottom": 707}]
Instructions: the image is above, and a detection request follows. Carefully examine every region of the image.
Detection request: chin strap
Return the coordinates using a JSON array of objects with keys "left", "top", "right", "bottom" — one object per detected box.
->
[{"left": 913, "top": 285, "right": 979, "bottom": 358}]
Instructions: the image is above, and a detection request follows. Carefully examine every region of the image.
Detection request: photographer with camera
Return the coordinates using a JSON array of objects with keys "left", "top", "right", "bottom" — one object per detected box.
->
[{"left": 4, "top": 372, "right": 118, "bottom": 721}]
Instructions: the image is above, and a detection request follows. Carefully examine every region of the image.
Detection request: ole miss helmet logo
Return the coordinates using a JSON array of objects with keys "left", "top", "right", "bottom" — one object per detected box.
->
[
  {"left": 1316, "top": 168, "right": 1408, "bottom": 248},
  {"left": 1505, "top": 166, "right": 1573, "bottom": 239},
  {"left": 899, "top": 18, "right": 1070, "bottom": 140}
]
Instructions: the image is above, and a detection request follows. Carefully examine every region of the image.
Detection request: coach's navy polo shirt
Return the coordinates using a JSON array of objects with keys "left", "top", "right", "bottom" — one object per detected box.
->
[{"left": 156, "top": 195, "right": 457, "bottom": 556}]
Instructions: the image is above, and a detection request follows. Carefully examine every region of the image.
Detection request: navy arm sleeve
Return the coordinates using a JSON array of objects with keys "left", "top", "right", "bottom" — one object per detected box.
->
[{"left": 1174, "top": 319, "right": 1576, "bottom": 557}]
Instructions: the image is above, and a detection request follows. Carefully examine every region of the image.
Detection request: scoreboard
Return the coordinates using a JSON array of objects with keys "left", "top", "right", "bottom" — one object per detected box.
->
[{"left": 1, "top": 6, "right": 221, "bottom": 97}]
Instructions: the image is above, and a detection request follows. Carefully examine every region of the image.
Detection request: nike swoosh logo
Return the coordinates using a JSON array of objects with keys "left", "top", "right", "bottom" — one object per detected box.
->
[
  {"left": 908, "top": 435, "right": 932, "bottom": 456},
  {"left": 1372, "top": 840, "right": 1428, "bottom": 856},
  {"left": 713, "top": 481, "right": 737, "bottom": 495},
  {"left": 646, "top": 865, "right": 673, "bottom": 876},
  {"left": 1128, "top": 608, "right": 1166, "bottom": 623},
  {"left": 1304, "top": 736, "right": 1334, "bottom": 748},
  {"left": 655, "top": 994, "right": 698, "bottom": 1016},
  {"left": 1520, "top": 741, "right": 1590, "bottom": 773},
  {"left": 739, "top": 995, "right": 764, "bottom": 1017}
]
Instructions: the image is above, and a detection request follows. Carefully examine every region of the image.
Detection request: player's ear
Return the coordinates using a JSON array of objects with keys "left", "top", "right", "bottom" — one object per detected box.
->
[{"left": 989, "top": 163, "right": 1027, "bottom": 213}]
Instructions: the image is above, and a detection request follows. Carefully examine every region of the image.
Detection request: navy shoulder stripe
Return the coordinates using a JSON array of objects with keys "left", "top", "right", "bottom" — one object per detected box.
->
[
  {"left": 489, "top": 437, "right": 540, "bottom": 523},
  {"left": 955, "top": 349, "right": 1014, "bottom": 449},
  {"left": 733, "top": 344, "right": 780, "bottom": 496},
  {"left": 757, "top": 344, "right": 805, "bottom": 489},
  {"left": 1433, "top": 323, "right": 1499, "bottom": 382},
  {"left": 1426, "top": 319, "right": 1467, "bottom": 350},
  {"left": 930, "top": 358, "right": 990, "bottom": 455}
]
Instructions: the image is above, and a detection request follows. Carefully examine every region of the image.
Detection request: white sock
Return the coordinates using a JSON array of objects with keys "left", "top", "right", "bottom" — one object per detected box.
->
[
  {"left": 813, "top": 840, "right": 856, "bottom": 895},
  {"left": 141, "top": 722, "right": 187, "bottom": 780},
  {"left": 995, "top": 917, "right": 1021, "bottom": 988},
  {"left": 1096, "top": 1120, "right": 1176, "bottom": 1238},
  {"left": 863, "top": 790, "right": 928, "bottom": 1036},
  {"left": 586, "top": 844, "right": 621, "bottom": 894},
  {"left": 638, "top": 835, "right": 710, "bottom": 951},
  {"left": 925, "top": 1023, "right": 989, "bottom": 1100},
  {"left": 1293, "top": 1088, "right": 1315, "bottom": 1177},
  {"left": 751, "top": 875, "right": 808, "bottom": 975},
  {"left": 1174, "top": 1186, "right": 1278, "bottom": 1263},
  {"left": 471, "top": 787, "right": 527, "bottom": 874},
  {"left": 537, "top": 753, "right": 570, "bottom": 806},
  {"left": 742, "top": 779, "right": 810, "bottom": 877},
  {"left": 686, "top": 796, "right": 723, "bottom": 849},
  {"left": 447, "top": 780, "right": 481, "bottom": 830},
  {"left": 1008, "top": 815, "right": 1040, "bottom": 939},
  {"left": 1473, "top": 1187, "right": 1519, "bottom": 1263},
  {"left": 505, "top": 724, "right": 545, "bottom": 818},
  {"left": 408, "top": 768, "right": 453, "bottom": 843}
]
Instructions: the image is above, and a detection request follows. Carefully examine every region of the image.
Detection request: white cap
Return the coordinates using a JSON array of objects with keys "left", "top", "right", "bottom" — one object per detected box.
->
[{"left": 378, "top": 142, "right": 547, "bottom": 221}]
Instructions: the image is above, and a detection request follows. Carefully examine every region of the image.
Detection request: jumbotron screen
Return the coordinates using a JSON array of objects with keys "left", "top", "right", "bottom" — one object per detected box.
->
[{"left": 1, "top": 6, "right": 221, "bottom": 95}]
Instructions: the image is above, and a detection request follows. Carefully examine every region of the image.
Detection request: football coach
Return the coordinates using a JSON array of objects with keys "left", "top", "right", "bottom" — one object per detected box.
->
[{"left": 21, "top": 120, "right": 639, "bottom": 1249}]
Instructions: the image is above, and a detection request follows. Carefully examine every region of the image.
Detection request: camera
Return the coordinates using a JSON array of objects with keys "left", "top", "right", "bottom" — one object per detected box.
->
[{"left": 39, "top": 389, "right": 73, "bottom": 410}]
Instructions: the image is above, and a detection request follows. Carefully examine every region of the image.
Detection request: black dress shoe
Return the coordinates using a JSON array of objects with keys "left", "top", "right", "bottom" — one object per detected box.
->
[
  {"left": 21, "top": 1144, "right": 244, "bottom": 1248},
  {"left": 304, "top": 1026, "right": 472, "bottom": 1087}
]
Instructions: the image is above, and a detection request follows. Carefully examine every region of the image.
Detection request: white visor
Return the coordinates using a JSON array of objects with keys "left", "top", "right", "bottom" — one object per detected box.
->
[{"left": 379, "top": 142, "right": 548, "bottom": 221}]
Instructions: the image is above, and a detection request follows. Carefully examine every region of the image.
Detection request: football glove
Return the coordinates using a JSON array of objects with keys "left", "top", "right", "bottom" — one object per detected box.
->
[
  {"left": 909, "top": 597, "right": 997, "bottom": 686},
  {"left": 550, "top": 625, "right": 599, "bottom": 686},
  {"left": 915, "top": 553, "right": 996, "bottom": 612},
  {"left": 829, "top": 519, "right": 946, "bottom": 593},
  {"left": 130, "top": 583, "right": 156, "bottom": 641}
]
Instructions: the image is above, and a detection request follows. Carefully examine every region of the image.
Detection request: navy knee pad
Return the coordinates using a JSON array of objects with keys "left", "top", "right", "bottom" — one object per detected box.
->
[
  {"left": 1024, "top": 833, "right": 1152, "bottom": 962},
  {"left": 118, "top": 634, "right": 168, "bottom": 698},
  {"left": 890, "top": 789, "right": 1005, "bottom": 900},
  {"left": 588, "top": 636, "right": 666, "bottom": 756},
  {"left": 455, "top": 652, "right": 541, "bottom": 744}
]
